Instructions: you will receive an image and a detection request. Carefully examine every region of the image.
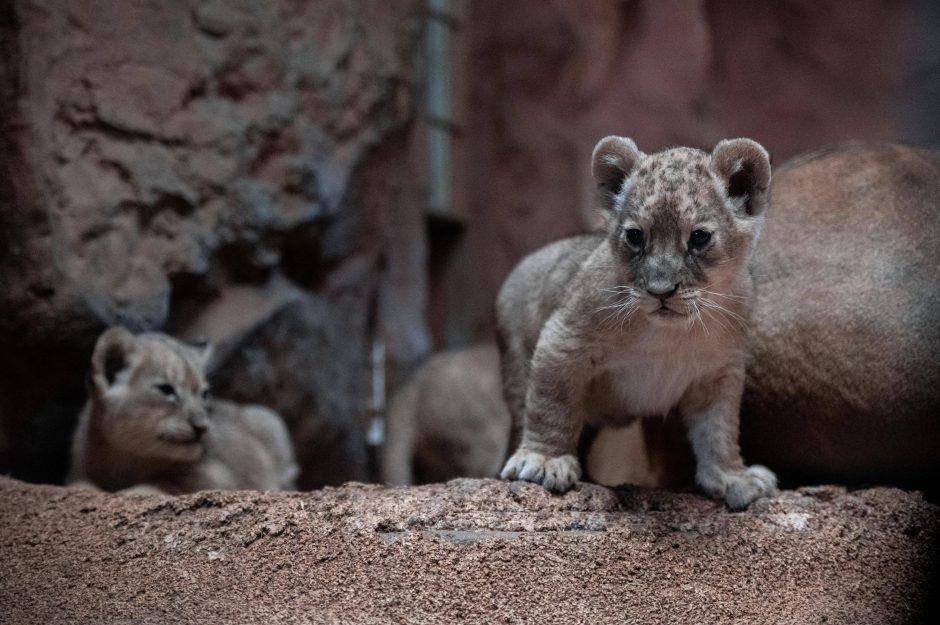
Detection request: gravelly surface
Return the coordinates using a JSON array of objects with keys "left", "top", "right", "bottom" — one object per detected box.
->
[{"left": 1, "top": 476, "right": 937, "bottom": 624}]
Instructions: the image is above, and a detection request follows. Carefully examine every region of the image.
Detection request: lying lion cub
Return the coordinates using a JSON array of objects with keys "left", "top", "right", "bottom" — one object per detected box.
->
[
  {"left": 499, "top": 136, "right": 777, "bottom": 510},
  {"left": 69, "top": 327, "right": 298, "bottom": 494}
]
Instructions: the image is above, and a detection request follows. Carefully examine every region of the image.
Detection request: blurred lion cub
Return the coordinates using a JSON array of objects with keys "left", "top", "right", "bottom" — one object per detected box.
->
[{"left": 69, "top": 326, "right": 298, "bottom": 494}]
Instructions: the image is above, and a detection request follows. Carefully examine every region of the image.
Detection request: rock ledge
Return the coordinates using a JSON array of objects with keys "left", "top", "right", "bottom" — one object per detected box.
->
[{"left": 1, "top": 477, "right": 936, "bottom": 624}]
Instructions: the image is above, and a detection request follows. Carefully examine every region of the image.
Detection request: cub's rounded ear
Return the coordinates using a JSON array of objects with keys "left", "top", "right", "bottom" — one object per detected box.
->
[
  {"left": 190, "top": 339, "right": 214, "bottom": 372},
  {"left": 90, "top": 326, "right": 136, "bottom": 394},
  {"left": 591, "top": 136, "right": 645, "bottom": 211},
  {"left": 710, "top": 138, "right": 771, "bottom": 217}
]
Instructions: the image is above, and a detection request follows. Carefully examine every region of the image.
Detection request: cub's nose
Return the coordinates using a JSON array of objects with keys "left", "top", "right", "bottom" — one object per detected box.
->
[
  {"left": 646, "top": 282, "right": 678, "bottom": 300},
  {"left": 191, "top": 421, "right": 208, "bottom": 440},
  {"left": 188, "top": 415, "right": 209, "bottom": 439}
]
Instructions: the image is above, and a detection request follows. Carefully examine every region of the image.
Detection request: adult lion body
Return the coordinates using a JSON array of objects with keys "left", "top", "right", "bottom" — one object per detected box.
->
[
  {"left": 742, "top": 142, "right": 940, "bottom": 489},
  {"left": 591, "top": 142, "right": 940, "bottom": 491}
]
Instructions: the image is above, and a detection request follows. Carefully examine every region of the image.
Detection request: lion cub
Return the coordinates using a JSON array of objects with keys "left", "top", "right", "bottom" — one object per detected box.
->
[
  {"left": 382, "top": 345, "right": 511, "bottom": 485},
  {"left": 69, "top": 327, "right": 298, "bottom": 494},
  {"left": 499, "top": 136, "right": 778, "bottom": 510}
]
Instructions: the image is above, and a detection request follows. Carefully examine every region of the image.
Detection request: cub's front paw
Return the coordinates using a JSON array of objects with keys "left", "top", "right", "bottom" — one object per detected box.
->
[
  {"left": 500, "top": 449, "right": 581, "bottom": 493},
  {"left": 697, "top": 464, "right": 778, "bottom": 511},
  {"left": 726, "top": 464, "right": 778, "bottom": 511}
]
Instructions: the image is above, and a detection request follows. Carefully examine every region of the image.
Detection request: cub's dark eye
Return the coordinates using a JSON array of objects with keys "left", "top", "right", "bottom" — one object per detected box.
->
[
  {"left": 201, "top": 388, "right": 211, "bottom": 402},
  {"left": 624, "top": 228, "right": 644, "bottom": 248},
  {"left": 155, "top": 383, "right": 177, "bottom": 398},
  {"left": 689, "top": 230, "right": 712, "bottom": 250}
]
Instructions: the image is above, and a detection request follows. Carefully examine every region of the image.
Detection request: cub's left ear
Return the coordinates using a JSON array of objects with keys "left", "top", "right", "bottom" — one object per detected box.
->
[{"left": 710, "top": 139, "right": 771, "bottom": 217}]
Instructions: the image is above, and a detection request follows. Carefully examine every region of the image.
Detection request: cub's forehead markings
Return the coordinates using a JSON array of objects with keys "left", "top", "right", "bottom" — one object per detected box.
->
[
  {"left": 127, "top": 342, "right": 205, "bottom": 391},
  {"left": 167, "top": 345, "right": 207, "bottom": 390},
  {"left": 130, "top": 345, "right": 172, "bottom": 384},
  {"left": 183, "top": 364, "right": 202, "bottom": 391},
  {"left": 628, "top": 150, "right": 716, "bottom": 219},
  {"left": 683, "top": 178, "right": 697, "bottom": 191}
]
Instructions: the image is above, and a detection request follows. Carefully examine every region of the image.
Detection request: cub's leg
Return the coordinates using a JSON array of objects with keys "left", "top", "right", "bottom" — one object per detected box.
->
[
  {"left": 500, "top": 319, "right": 587, "bottom": 492},
  {"left": 381, "top": 378, "right": 420, "bottom": 485},
  {"left": 497, "top": 329, "right": 530, "bottom": 452},
  {"left": 680, "top": 368, "right": 777, "bottom": 510}
]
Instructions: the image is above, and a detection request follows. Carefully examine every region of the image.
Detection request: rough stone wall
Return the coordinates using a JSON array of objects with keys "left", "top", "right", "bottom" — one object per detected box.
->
[
  {"left": 0, "top": 0, "right": 428, "bottom": 487},
  {"left": 445, "top": 0, "right": 939, "bottom": 344}
]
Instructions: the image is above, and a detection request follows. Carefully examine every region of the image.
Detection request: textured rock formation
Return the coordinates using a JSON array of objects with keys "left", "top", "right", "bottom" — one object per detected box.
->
[
  {"left": 0, "top": 476, "right": 937, "bottom": 623},
  {"left": 0, "top": 0, "right": 427, "bottom": 484},
  {"left": 209, "top": 296, "right": 373, "bottom": 490}
]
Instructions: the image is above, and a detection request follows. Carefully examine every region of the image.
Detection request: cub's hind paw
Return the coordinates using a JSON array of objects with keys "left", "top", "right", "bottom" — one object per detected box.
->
[
  {"left": 724, "top": 464, "right": 778, "bottom": 511},
  {"left": 500, "top": 449, "right": 581, "bottom": 493}
]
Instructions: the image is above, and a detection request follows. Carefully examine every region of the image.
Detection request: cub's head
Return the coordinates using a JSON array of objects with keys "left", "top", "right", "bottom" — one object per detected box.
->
[
  {"left": 592, "top": 136, "right": 771, "bottom": 327},
  {"left": 87, "top": 327, "right": 213, "bottom": 463}
]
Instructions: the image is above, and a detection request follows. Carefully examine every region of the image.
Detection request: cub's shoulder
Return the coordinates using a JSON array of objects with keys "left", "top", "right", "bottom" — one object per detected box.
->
[{"left": 498, "top": 232, "right": 605, "bottom": 310}]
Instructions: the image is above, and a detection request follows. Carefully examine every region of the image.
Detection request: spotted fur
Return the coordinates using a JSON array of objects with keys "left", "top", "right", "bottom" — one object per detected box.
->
[{"left": 498, "top": 136, "right": 777, "bottom": 510}]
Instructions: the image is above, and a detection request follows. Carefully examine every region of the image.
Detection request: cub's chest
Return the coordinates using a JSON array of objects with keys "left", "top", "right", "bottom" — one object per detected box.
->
[{"left": 586, "top": 344, "right": 726, "bottom": 421}]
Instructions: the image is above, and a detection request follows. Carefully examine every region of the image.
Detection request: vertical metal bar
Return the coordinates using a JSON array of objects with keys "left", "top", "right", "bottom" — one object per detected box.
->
[
  {"left": 366, "top": 338, "right": 386, "bottom": 447},
  {"left": 425, "top": 0, "right": 453, "bottom": 216}
]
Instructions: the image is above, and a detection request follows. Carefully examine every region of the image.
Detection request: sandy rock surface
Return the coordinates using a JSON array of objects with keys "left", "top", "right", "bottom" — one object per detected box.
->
[{"left": 1, "top": 476, "right": 937, "bottom": 624}]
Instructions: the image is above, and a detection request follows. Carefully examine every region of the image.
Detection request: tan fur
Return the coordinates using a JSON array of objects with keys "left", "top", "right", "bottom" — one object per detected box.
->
[
  {"left": 498, "top": 136, "right": 777, "bottom": 510},
  {"left": 742, "top": 142, "right": 940, "bottom": 489},
  {"left": 585, "top": 416, "right": 694, "bottom": 489},
  {"left": 382, "top": 345, "right": 510, "bottom": 485},
  {"left": 69, "top": 327, "right": 298, "bottom": 494}
]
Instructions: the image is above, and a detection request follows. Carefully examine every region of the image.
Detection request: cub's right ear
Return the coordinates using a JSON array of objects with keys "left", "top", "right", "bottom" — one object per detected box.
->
[
  {"left": 591, "top": 136, "right": 645, "bottom": 211},
  {"left": 90, "top": 326, "right": 136, "bottom": 395}
]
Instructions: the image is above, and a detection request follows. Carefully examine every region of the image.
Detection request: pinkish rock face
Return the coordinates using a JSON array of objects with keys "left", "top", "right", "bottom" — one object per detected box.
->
[{"left": 2, "top": 0, "right": 423, "bottom": 341}]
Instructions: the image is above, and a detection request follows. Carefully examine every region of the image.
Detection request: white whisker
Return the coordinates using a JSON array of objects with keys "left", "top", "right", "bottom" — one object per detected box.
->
[
  {"left": 596, "top": 286, "right": 644, "bottom": 328},
  {"left": 697, "top": 296, "right": 748, "bottom": 333},
  {"left": 698, "top": 288, "right": 747, "bottom": 302}
]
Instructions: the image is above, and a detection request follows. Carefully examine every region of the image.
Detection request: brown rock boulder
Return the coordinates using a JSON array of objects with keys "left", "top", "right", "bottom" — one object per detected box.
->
[{"left": 0, "top": 476, "right": 936, "bottom": 623}]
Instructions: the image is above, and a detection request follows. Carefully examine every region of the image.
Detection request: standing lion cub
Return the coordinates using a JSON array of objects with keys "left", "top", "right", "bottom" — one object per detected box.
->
[
  {"left": 69, "top": 327, "right": 298, "bottom": 494},
  {"left": 499, "top": 136, "right": 777, "bottom": 510}
]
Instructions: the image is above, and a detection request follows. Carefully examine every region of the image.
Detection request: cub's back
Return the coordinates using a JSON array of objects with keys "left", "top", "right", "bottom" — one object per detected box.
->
[
  {"left": 202, "top": 400, "right": 299, "bottom": 491},
  {"left": 496, "top": 233, "right": 604, "bottom": 354},
  {"left": 382, "top": 344, "right": 510, "bottom": 485}
]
